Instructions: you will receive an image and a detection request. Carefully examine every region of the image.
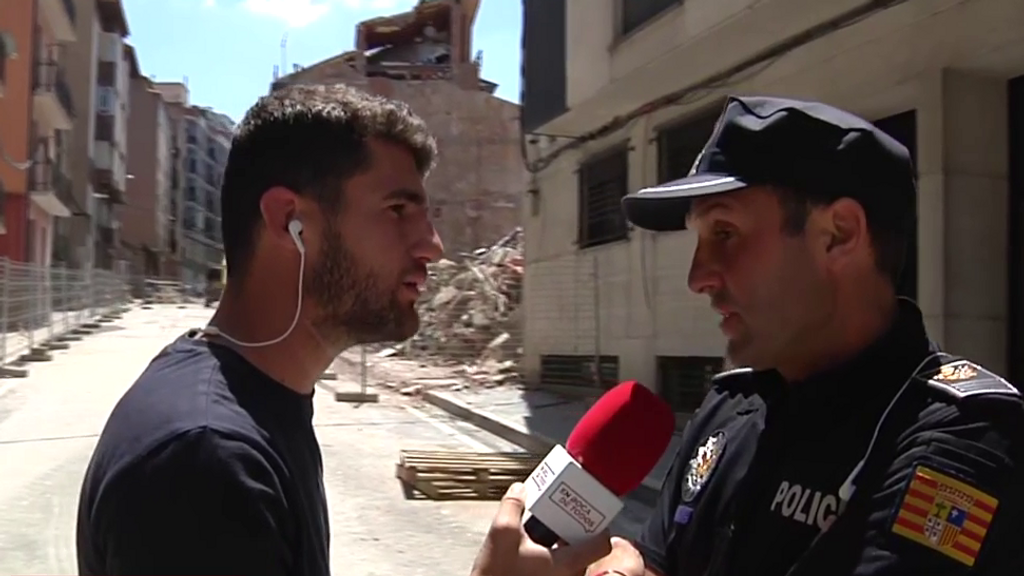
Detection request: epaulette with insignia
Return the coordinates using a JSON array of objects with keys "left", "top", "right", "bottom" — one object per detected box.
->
[{"left": 920, "top": 359, "right": 1020, "bottom": 400}]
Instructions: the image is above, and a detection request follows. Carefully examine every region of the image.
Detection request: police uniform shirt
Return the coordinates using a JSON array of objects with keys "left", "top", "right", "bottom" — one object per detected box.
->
[{"left": 635, "top": 299, "right": 1024, "bottom": 576}]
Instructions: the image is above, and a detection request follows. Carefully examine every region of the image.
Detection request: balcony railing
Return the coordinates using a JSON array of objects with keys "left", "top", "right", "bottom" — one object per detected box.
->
[
  {"left": 28, "top": 158, "right": 76, "bottom": 208},
  {"left": 61, "top": 0, "right": 77, "bottom": 25},
  {"left": 33, "top": 60, "right": 75, "bottom": 118}
]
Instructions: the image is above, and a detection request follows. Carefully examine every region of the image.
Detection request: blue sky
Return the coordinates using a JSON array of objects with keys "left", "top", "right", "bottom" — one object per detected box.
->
[{"left": 121, "top": 0, "right": 522, "bottom": 123}]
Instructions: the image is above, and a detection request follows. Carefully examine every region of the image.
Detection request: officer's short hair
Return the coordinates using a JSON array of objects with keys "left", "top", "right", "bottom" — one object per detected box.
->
[{"left": 772, "top": 186, "right": 907, "bottom": 285}]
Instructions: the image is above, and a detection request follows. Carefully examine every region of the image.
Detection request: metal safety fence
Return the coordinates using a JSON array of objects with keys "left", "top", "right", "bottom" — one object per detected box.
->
[{"left": 0, "top": 258, "right": 132, "bottom": 378}]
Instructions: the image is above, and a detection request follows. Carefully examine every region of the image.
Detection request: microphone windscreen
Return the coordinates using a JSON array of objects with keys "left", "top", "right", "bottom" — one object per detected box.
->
[{"left": 566, "top": 381, "right": 676, "bottom": 496}]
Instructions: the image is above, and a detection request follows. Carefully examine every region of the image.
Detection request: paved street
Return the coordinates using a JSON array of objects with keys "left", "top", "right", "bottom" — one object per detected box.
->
[{"left": 0, "top": 305, "right": 517, "bottom": 576}]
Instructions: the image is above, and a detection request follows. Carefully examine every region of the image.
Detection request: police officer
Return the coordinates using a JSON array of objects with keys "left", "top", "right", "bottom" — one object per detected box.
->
[{"left": 586, "top": 96, "right": 1024, "bottom": 576}]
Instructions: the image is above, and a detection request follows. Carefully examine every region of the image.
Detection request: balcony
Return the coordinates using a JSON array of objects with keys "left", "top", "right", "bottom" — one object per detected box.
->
[
  {"left": 32, "top": 61, "right": 74, "bottom": 131},
  {"left": 92, "top": 164, "right": 127, "bottom": 205},
  {"left": 40, "top": 0, "right": 77, "bottom": 43},
  {"left": 28, "top": 160, "right": 74, "bottom": 217}
]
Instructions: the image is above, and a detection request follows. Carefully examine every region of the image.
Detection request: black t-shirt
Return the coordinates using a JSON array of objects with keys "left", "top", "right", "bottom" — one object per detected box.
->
[
  {"left": 76, "top": 332, "right": 330, "bottom": 576},
  {"left": 636, "top": 299, "right": 1024, "bottom": 576}
]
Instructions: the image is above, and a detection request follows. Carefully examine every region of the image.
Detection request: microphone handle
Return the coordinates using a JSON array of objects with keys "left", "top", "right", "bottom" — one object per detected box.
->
[{"left": 524, "top": 515, "right": 560, "bottom": 548}]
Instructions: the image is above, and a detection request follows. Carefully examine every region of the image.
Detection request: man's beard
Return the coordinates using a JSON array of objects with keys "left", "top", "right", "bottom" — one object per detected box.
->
[{"left": 304, "top": 223, "right": 420, "bottom": 347}]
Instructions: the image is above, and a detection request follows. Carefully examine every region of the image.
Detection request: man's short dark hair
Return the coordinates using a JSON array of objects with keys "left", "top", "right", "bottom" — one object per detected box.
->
[
  {"left": 774, "top": 187, "right": 908, "bottom": 285},
  {"left": 220, "top": 84, "right": 437, "bottom": 280}
]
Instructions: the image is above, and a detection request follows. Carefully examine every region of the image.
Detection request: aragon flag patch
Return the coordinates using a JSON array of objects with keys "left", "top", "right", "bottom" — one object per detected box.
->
[{"left": 891, "top": 465, "right": 998, "bottom": 567}]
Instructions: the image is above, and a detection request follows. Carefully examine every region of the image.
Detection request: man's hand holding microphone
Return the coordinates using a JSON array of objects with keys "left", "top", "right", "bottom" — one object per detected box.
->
[
  {"left": 471, "top": 482, "right": 612, "bottom": 576},
  {"left": 471, "top": 381, "right": 674, "bottom": 576}
]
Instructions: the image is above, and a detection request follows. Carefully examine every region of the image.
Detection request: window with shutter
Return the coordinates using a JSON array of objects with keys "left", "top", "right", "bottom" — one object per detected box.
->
[
  {"left": 656, "top": 109, "right": 720, "bottom": 185},
  {"left": 539, "top": 355, "right": 620, "bottom": 390},
  {"left": 577, "top": 146, "right": 629, "bottom": 249},
  {"left": 656, "top": 356, "right": 723, "bottom": 413},
  {"left": 620, "top": 0, "right": 679, "bottom": 37}
]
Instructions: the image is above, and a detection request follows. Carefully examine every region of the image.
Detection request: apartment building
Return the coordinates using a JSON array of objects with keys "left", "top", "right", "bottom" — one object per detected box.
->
[
  {"left": 153, "top": 81, "right": 188, "bottom": 281},
  {"left": 60, "top": 0, "right": 130, "bottom": 270},
  {"left": 0, "top": 0, "right": 79, "bottom": 265},
  {"left": 179, "top": 106, "right": 230, "bottom": 286},
  {"left": 122, "top": 73, "right": 170, "bottom": 278},
  {"left": 520, "top": 0, "right": 1024, "bottom": 408},
  {"left": 272, "top": 0, "right": 526, "bottom": 257}
]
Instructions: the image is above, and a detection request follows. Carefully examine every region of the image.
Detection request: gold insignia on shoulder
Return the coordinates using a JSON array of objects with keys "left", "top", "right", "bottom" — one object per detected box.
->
[
  {"left": 680, "top": 431, "right": 726, "bottom": 503},
  {"left": 934, "top": 363, "right": 978, "bottom": 382},
  {"left": 923, "top": 360, "right": 1020, "bottom": 399}
]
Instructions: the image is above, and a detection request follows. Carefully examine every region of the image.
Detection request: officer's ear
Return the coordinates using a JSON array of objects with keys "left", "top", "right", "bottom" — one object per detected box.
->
[{"left": 816, "top": 197, "right": 869, "bottom": 267}]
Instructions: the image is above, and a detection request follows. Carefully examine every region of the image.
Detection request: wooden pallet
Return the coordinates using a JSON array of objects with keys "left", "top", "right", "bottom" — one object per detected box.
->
[{"left": 396, "top": 449, "right": 543, "bottom": 501}]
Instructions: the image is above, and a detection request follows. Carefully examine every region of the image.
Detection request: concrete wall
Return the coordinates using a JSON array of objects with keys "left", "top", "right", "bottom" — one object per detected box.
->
[
  {"left": 523, "top": 0, "right": 1024, "bottom": 388},
  {"left": 374, "top": 80, "right": 526, "bottom": 256}
]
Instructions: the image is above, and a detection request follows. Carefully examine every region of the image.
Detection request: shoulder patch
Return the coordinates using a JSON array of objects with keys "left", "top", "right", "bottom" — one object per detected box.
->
[
  {"left": 921, "top": 360, "right": 1020, "bottom": 400},
  {"left": 680, "top": 431, "right": 727, "bottom": 503},
  {"left": 892, "top": 464, "right": 997, "bottom": 567}
]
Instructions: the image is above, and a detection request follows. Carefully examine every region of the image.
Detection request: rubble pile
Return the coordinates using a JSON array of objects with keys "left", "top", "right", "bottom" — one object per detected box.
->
[{"left": 388, "top": 228, "right": 525, "bottom": 385}]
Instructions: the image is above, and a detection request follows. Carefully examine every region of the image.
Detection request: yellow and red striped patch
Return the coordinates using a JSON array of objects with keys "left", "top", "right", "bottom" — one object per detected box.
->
[{"left": 892, "top": 465, "right": 998, "bottom": 567}]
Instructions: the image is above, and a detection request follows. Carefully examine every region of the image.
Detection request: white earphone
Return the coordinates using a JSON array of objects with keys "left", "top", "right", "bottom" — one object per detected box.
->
[
  {"left": 202, "top": 218, "right": 306, "bottom": 347},
  {"left": 288, "top": 219, "right": 305, "bottom": 254}
]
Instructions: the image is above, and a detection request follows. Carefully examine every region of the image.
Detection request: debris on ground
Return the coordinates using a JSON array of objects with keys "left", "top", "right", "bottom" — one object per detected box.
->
[{"left": 354, "top": 228, "right": 525, "bottom": 388}]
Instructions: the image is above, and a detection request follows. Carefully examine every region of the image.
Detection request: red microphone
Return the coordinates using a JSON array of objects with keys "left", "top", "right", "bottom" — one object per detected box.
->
[{"left": 522, "top": 381, "right": 676, "bottom": 547}]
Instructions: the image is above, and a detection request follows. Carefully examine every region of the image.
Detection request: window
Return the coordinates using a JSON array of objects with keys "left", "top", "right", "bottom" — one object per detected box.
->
[
  {"left": 539, "top": 355, "right": 619, "bottom": 390},
  {"left": 657, "top": 356, "right": 724, "bottom": 413},
  {"left": 620, "top": 0, "right": 679, "bottom": 37},
  {"left": 96, "top": 87, "right": 116, "bottom": 114},
  {"left": 578, "top": 146, "right": 629, "bottom": 249},
  {"left": 657, "top": 108, "right": 721, "bottom": 184}
]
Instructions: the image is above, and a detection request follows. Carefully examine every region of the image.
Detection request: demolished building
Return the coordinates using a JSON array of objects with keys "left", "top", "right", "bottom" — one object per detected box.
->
[{"left": 270, "top": 0, "right": 527, "bottom": 258}]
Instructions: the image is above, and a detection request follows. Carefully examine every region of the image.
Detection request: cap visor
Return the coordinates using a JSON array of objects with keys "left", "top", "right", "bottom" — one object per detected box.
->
[{"left": 622, "top": 174, "right": 748, "bottom": 232}]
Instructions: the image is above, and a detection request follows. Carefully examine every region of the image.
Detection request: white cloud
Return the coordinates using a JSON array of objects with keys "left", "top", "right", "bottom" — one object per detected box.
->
[{"left": 240, "top": 0, "right": 404, "bottom": 28}]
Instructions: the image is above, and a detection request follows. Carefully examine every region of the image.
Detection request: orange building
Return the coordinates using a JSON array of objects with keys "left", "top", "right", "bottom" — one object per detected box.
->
[{"left": 0, "top": 0, "right": 78, "bottom": 264}]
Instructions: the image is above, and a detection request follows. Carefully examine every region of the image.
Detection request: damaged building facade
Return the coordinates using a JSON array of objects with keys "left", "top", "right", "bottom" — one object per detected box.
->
[
  {"left": 271, "top": 0, "right": 527, "bottom": 258},
  {"left": 520, "top": 0, "right": 1024, "bottom": 411}
]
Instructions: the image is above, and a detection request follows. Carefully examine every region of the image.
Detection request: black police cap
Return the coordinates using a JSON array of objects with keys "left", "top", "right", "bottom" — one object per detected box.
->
[{"left": 621, "top": 95, "right": 917, "bottom": 232}]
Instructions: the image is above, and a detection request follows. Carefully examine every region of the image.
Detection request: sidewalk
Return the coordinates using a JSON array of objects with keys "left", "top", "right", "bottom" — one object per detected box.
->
[{"left": 0, "top": 305, "right": 125, "bottom": 378}]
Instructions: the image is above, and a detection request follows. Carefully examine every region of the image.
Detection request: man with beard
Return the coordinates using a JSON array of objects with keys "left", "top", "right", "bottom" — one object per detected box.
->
[
  {"left": 585, "top": 96, "right": 1024, "bottom": 576},
  {"left": 76, "top": 84, "right": 610, "bottom": 576}
]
